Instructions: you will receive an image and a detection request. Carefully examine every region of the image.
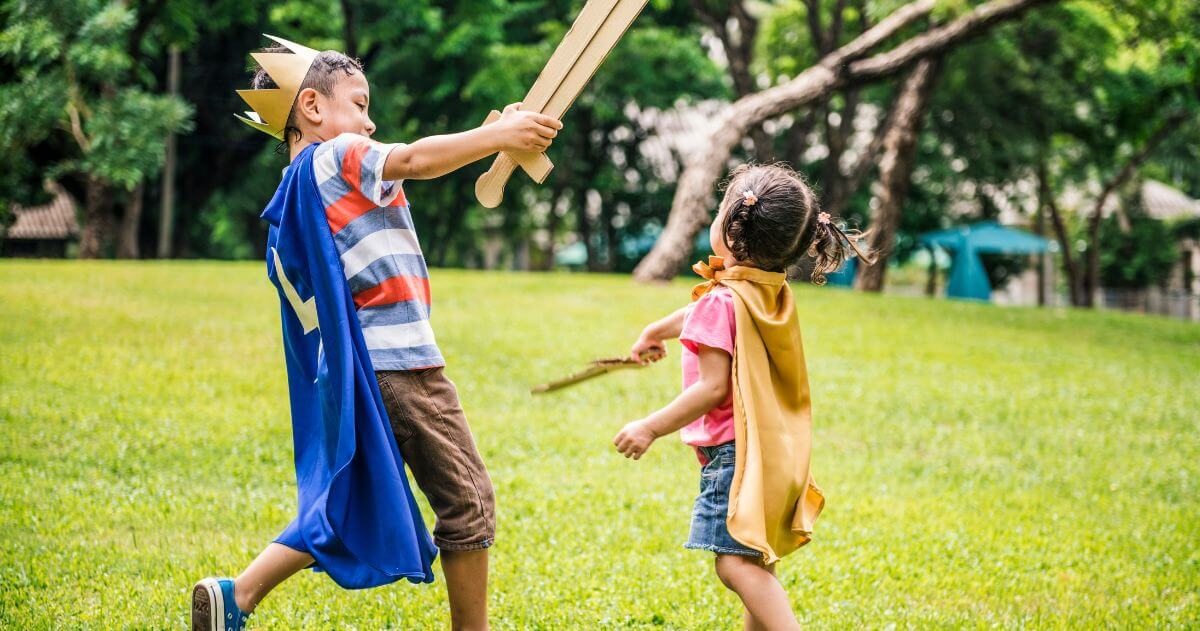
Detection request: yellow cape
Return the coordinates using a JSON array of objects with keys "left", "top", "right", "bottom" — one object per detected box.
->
[{"left": 692, "top": 256, "right": 824, "bottom": 563}]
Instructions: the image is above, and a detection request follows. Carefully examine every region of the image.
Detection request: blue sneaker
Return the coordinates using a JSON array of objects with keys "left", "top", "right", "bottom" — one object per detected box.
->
[{"left": 191, "top": 577, "right": 249, "bottom": 631}]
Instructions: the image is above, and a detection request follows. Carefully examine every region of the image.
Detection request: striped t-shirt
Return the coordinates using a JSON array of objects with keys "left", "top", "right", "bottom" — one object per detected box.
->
[{"left": 309, "top": 132, "right": 444, "bottom": 370}]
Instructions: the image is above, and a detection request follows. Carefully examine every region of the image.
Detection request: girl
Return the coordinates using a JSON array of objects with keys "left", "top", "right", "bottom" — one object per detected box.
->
[{"left": 613, "top": 164, "right": 868, "bottom": 630}]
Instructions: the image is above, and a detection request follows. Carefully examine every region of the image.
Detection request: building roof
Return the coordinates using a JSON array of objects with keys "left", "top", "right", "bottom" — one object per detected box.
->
[
  {"left": 4, "top": 181, "right": 79, "bottom": 240},
  {"left": 1141, "top": 179, "right": 1200, "bottom": 221}
]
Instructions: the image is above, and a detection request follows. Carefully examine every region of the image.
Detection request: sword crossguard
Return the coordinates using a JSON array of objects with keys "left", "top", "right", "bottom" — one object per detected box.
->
[{"left": 476, "top": 110, "right": 555, "bottom": 208}]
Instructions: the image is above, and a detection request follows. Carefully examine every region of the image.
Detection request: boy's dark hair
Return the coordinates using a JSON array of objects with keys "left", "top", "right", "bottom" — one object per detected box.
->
[
  {"left": 251, "top": 46, "right": 364, "bottom": 150},
  {"left": 719, "top": 163, "right": 872, "bottom": 283}
]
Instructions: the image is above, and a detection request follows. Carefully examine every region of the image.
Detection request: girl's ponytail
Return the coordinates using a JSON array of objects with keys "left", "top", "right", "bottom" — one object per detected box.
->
[{"left": 807, "top": 211, "right": 873, "bottom": 286}]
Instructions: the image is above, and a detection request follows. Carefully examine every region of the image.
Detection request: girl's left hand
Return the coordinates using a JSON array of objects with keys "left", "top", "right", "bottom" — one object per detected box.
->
[{"left": 613, "top": 420, "right": 657, "bottom": 460}]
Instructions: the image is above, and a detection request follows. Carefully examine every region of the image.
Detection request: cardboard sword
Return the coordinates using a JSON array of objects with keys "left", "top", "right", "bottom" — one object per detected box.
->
[{"left": 476, "top": 0, "right": 649, "bottom": 208}]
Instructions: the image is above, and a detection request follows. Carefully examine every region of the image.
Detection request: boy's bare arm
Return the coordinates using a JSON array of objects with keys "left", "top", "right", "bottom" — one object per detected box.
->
[{"left": 383, "top": 103, "right": 562, "bottom": 181}]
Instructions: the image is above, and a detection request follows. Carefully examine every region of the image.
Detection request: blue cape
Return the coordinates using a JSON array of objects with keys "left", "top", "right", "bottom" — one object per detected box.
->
[{"left": 261, "top": 143, "right": 437, "bottom": 589}]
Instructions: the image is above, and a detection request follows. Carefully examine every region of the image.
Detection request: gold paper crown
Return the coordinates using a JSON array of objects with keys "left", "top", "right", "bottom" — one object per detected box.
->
[{"left": 235, "top": 35, "right": 320, "bottom": 140}]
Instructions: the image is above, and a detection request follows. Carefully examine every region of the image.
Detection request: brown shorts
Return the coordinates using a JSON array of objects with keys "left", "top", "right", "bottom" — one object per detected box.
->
[{"left": 376, "top": 367, "right": 495, "bottom": 551}]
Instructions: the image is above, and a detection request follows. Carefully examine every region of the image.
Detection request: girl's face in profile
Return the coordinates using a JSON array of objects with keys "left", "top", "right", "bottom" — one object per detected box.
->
[{"left": 709, "top": 191, "right": 735, "bottom": 263}]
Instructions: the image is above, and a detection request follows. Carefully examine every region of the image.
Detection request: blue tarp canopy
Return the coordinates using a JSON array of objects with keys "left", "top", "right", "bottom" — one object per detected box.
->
[{"left": 918, "top": 221, "right": 1051, "bottom": 301}]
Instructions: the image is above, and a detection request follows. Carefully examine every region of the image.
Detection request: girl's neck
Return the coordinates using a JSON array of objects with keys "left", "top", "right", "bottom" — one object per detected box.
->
[{"left": 724, "top": 257, "right": 756, "bottom": 270}]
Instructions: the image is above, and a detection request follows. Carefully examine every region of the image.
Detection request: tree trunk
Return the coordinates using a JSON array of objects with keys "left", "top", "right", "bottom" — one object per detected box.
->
[
  {"left": 1082, "top": 111, "right": 1186, "bottom": 306},
  {"left": 602, "top": 196, "right": 619, "bottom": 272},
  {"left": 808, "top": 0, "right": 870, "bottom": 207},
  {"left": 821, "top": 90, "right": 893, "bottom": 217},
  {"left": 78, "top": 176, "right": 114, "bottom": 259},
  {"left": 539, "top": 183, "right": 567, "bottom": 271},
  {"left": 855, "top": 56, "right": 941, "bottom": 292},
  {"left": 691, "top": 0, "right": 774, "bottom": 161},
  {"left": 634, "top": 0, "right": 1056, "bottom": 281},
  {"left": 924, "top": 246, "right": 938, "bottom": 296},
  {"left": 157, "top": 45, "right": 180, "bottom": 259},
  {"left": 339, "top": 0, "right": 359, "bottom": 58},
  {"left": 1034, "top": 181, "right": 1046, "bottom": 306},
  {"left": 1038, "top": 161, "right": 1082, "bottom": 305},
  {"left": 819, "top": 89, "right": 859, "bottom": 208},
  {"left": 116, "top": 182, "right": 145, "bottom": 259},
  {"left": 576, "top": 186, "right": 599, "bottom": 271}
]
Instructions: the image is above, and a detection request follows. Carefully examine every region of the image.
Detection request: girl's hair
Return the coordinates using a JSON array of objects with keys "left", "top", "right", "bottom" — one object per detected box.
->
[
  {"left": 718, "top": 163, "right": 873, "bottom": 284},
  {"left": 250, "top": 46, "right": 364, "bottom": 152}
]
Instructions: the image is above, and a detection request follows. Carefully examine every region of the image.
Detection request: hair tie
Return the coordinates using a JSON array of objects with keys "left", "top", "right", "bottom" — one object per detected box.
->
[
  {"left": 817, "top": 211, "right": 831, "bottom": 225},
  {"left": 741, "top": 189, "right": 758, "bottom": 206}
]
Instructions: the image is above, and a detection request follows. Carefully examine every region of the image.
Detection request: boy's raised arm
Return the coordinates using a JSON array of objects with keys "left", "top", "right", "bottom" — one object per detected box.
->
[{"left": 383, "top": 103, "right": 562, "bottom": 181}]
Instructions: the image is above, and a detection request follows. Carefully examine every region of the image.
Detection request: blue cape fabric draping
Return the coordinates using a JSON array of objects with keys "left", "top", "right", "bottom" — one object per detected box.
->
[{"left": 261, "top": 143, "right": 437, "bottom": 589}]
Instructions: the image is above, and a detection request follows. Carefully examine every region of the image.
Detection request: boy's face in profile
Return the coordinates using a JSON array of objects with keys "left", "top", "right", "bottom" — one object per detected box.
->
[{"left": 299, "top": 70, "right": 377, "bottom": 141}]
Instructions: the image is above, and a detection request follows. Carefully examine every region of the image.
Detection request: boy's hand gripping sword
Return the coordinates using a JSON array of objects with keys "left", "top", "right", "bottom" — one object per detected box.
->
[{"left": 475, "top": 0, "right": 648, "bottom": 208}]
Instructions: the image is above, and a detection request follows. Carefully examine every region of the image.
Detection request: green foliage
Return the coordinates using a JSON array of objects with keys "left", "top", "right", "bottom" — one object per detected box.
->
[
  {"left": 1098, "top": 212, "right": 1178, "bottom": 288},
  {"left": 1, "top": 262, "right": 1198, "bottom": 626},
  {"left": 0, "top": 0, "right": 194, "bottom": 201},
  {"left": 80, "top": 89, "right": 193, "bottom": 189},
  {"left": 210, "top": 0, "right": 726, "bottom": 267},
  {"left": 2, "top": 0, "right": 1198, "bottom": 270}
]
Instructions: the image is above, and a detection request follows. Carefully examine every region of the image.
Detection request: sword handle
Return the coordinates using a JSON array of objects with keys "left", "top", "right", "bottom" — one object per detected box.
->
[
  {"left": 476, "top": 152, "right": 519, "bottom": 208},
  {"left": 480, "top": 109, "right": 555, "bottom": 184}
]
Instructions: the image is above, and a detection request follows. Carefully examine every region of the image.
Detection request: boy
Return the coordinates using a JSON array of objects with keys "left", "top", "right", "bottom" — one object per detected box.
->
[{"left": 192, "top": 37, "right": 561, "bottom": 631}]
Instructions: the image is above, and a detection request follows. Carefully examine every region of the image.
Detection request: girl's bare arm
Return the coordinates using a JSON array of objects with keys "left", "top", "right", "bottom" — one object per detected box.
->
[{"left": 629, "top": 306, "right": 688, "bottom": 363}]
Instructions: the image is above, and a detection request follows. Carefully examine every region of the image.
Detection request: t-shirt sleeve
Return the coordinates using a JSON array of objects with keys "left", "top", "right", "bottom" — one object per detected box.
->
[
  {"left": 679, "top": 290, "right": 735, "bottom": 356},
  {"left": 314, "top": 132, "right": 404, "bottom": 207}
]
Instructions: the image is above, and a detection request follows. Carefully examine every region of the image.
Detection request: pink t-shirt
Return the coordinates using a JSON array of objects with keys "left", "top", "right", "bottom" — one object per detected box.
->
[{"left": 678, "top": 287, "right": 736, "bottom": 448}]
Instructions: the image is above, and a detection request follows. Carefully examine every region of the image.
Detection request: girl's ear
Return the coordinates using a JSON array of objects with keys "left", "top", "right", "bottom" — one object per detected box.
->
[{"left": 295, "top": 87, "right": 322, "bottom": 126}]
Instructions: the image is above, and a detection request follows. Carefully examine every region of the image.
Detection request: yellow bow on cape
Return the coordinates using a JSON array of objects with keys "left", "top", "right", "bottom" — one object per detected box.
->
[
  {"left": 690, "top": 255, "right": 727, "bottom": 302},
  {"left": 689, "top": 256, "right": 825, "bottom": 563}
]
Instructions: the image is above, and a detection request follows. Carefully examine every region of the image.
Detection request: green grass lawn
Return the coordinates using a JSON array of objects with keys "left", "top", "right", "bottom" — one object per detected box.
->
[{"left": 1, "top": 260, "right": 1197, "bottom": 629}]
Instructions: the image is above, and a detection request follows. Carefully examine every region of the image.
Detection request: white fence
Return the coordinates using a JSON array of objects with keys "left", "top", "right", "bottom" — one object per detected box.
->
[{"left": 1097, "top": 287, "right": 1200, "bottom": 322}]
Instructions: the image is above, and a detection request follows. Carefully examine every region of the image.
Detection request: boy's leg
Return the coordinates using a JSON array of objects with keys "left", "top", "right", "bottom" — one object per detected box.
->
[
  {"left": 441, "top": 548, "right": 489, "bottom": 630},
  {"left": 193, "top": 543, "right": 312, "bottom": 631},
  {"left": 713, "top": 554, "right": 800, "bottom": 631},
  {"left": 377, "top": 369, "right": 496, "bottom": 631},
  {"left": 234, "top": 543, "right": 315, "bottom": 612}
]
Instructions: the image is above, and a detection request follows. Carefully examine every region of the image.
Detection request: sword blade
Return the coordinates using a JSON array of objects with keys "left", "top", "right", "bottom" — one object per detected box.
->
[
  {"left": 521, "top": 0, "right": 622, "bottom": 113},
  {"left": 539, "top": 0, "right": 649, "bottom": 119},
  {"left": 476, "top": 0, "right": 649, "bottom": 208}
]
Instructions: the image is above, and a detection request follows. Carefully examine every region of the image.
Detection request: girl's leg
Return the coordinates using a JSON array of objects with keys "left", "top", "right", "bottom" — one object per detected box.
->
[
  {"left": 233, "top": 543, "right": 314, "bottom": 613},
  {"left": 713, "top": 554, "right": 800, "bottom": 631},
  {"left": 741, "top": 563, "right": 781, "bottom": 631}
]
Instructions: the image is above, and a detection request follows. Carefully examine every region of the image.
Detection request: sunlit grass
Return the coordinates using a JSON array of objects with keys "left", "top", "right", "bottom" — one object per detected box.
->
[{"left": 1, "top": 260, "right": 1197, "bottom": 628}]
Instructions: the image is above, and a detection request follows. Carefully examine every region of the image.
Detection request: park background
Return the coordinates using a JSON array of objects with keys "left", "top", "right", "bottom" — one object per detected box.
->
[{"left": 1, "top": 0, "right": 1198, "bottom": 628}]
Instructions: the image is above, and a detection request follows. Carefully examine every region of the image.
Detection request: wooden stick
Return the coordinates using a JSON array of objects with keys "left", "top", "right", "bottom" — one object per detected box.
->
[{"left": 530, "top": 350, "right": 662, "bottom": 394}]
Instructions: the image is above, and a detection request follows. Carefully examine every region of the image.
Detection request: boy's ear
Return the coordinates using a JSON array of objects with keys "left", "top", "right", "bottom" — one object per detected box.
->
[{"left": 294, "top": 87, "right": 322, "bottom": 127}]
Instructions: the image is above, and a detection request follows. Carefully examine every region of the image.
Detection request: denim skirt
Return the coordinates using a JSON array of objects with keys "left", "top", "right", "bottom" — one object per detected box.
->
[{"left": 683, "top": 442, "right": 760, "bottom": 558}]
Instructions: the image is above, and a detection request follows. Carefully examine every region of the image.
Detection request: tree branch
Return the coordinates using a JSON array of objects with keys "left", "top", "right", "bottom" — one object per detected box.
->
[
  {"left": 637, "top": 0, "right": 1067, "bottom": 281},
  {"left": 846, "top": 0, "right": 1054, "bottom": 80}
]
